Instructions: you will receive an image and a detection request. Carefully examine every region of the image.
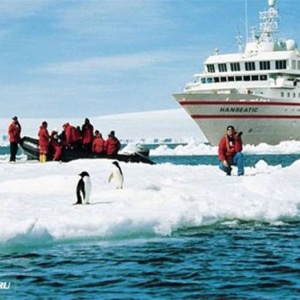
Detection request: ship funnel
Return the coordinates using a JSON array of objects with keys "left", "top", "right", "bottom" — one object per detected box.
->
[{"left": 268, "top": 0, "right": 276, "bottom": 7}]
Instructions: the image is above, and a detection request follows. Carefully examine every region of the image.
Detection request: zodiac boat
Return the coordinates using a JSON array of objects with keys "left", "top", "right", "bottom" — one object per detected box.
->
[{"left": 20, "top": 136, "right": 155, "bottom": 164}]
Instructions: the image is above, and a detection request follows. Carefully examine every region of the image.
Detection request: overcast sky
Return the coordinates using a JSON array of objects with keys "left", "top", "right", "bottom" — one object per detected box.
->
[{"left": 0, "top": 0, "right": 299, "bottom": 118}]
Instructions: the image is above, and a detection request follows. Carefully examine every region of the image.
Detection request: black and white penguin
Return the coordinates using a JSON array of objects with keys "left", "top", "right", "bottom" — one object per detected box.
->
[
  {"left": 75, "top": 171, "right": 91, "bottom": 205},
  {"left": 108, "top": 161, "right": 123, "bottom": 189}
]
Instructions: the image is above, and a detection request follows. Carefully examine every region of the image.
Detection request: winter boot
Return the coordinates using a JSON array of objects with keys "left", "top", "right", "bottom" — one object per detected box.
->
[
  {"left": 226, "top": 167, "right": 232, "bottom": 176},
  {"left": 39, "top": 154, "right": 46, "bottom": 163}
]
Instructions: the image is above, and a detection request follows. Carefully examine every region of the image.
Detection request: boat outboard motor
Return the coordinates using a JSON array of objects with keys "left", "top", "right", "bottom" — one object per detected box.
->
[{"left": 133, "top": 145, "right": 150, "bottom": 158}]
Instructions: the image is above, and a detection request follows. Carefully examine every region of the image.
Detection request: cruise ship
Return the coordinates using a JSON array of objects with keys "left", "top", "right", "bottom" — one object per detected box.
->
[{"left": 173, "top": 0, "right": 300, "bottom": 146}]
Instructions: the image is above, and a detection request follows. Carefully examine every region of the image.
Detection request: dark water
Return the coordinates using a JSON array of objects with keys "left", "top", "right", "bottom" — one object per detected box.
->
[
  {"left": 152, "top": 154, "right": 300, "bottom": 167},
  {"left": 1, "top": 223, "right": 300, "bottom": 299},
  {"left": 0, "top": 146, "right": 11, "bottom": 155},
  {"left": 3, "top": 142, "right": 300, "bottom": 167},
  {"left": 0, "top": 146, "right": 22, "bottom": 157}
]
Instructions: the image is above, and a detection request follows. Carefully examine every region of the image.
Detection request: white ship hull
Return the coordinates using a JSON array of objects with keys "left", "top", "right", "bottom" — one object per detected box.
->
[{"left": 173, "top": 93, "right": 300, "bottom": 146}]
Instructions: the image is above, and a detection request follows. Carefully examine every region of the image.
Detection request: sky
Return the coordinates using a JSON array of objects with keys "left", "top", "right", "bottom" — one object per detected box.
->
[{"left": 0, "top": 0, "right": 299, "bottom": 118}]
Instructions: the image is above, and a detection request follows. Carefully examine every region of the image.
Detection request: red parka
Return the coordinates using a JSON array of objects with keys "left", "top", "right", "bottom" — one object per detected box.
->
[
  {"left": 92, "top": 134, "right": 105, "bottom": 154},
  {"left": 38, "top": 124, "right": 50, "bottom": 154},
  {"left": 82, "top": 123, "right": 94, "bottom": 145},
  {"left": 218, "top": 132, "right": 243, "bottom": 163},
  {"left": 50, "top": 131, "right": 62, "bottom": 161},
  {"left": 8, "top": 122, "right": 21, "bottom": 143},
  {"left": 63, "top": 123, "right": 81, "bottom": 147},
  {"left": 105, "top": 136, "right": 121, "bottom": 156}
]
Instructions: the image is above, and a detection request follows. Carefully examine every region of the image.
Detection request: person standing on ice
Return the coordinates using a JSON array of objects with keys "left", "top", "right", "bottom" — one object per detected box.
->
[
  {"left": 218, "top": 125, "right": 244, "bottom": 176},
  {"left": 8, "top": 116, "right": 22, "bottom": 162},
  {"left": 38, "top": 121, "right": 50, "bottom": 163}
]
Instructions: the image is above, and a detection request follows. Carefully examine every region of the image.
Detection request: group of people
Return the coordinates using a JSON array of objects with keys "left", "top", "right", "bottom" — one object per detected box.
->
[
  {"left": 8, "top": 116, "right": 121, "bottom": 163},
  {"left": 37, "top": 118, "right": 121, "bottom": 162}
]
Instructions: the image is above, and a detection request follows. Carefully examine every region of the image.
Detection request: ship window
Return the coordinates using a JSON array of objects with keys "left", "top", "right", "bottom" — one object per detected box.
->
[
  {"left": 228, "top": 76, "right": 234, "bottom": 82},
  {"left": 275, "top": 60, "right": 287, "bottom": 70},
  {"left": 243, "top": 75, "right": 251, "bottom": 81},
  {"left": 236, "top": 76, "right": 242, "bottom": 81},
  {"left": 298, "top": 61, "right": 300, "bottom": 70},
  {"left": 251, "top": 75, "right": 259, "bottom": 81},
  {"left": 230, "top": 62, "right": 240, "bottom": 72},
  {"left": 201, "top": 78, "right": 206, "bottom": 84},
  {"left": 207, "top": 64, "right": 215, "bottom": 73},
  {"left": 260, "top": 75, "right": 267, "bottom": 81},
  {"left": 220, "top": 77, "right": 227, "bottom": 82},
  {"left": 214, "top": 77, "right": 220, "bottom": 83},
  {"left": 245, "top": 62, "right": 256, "bottom": 71},
  {"left": 293, "top": 93, "right": 296, "bottom": 97},
  {"left": 207, "top": 78, "right": 213, "bottom": 83},
  {"left": 292, "top": 60, "right": 296, "bottom": 70},
  {"left": 287, "top": 92, "right": 290, "bottom": 97},
  {"left": 281, "top": 92, "right": 284, "bottom": 97},
  {"left": 259, "top": 61, "right": 270, "bottom": 70},
  {"left": 218, "top": 63, "right": 227, "bottom": 72}
]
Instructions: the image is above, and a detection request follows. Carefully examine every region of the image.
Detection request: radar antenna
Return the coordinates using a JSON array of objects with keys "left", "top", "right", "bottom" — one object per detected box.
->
[{"left": 258, "top": 0, "right": 279, "bottom": 42}]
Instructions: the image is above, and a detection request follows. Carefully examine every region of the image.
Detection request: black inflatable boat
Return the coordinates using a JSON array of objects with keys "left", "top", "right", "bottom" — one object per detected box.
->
[{"left": 19, "top": 136, "right": 155, "bottom": 165}]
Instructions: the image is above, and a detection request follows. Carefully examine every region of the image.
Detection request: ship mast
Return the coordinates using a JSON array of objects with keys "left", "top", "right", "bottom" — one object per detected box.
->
[
  {"left": 258, "top": 0, "right": 279, "bottom": 42},
  {"left": 245, "top": 0, "right": 248, "bottom": 43}
]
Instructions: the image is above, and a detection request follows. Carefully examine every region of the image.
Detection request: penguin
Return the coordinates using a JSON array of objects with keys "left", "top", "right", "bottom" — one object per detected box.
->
[
  {"left": 75, "top": 171, "right": 91, "bottom": 205},
  {"left": 108, "top": 161, "right": 123, "bottom": 189}
]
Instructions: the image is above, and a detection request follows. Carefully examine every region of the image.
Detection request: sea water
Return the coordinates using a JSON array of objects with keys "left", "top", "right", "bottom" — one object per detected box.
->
[
  {"left": 1, "top": 223, "right": 300, "bottom": 299},
  {"left": 1, "top": 150, "right": 300, "bottom": 299},
  {"left": 152, "top": 154, "right": 300, "bottom": 167}
]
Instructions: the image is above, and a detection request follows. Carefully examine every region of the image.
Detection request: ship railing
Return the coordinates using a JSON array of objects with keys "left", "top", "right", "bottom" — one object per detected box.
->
[
  {"left": 217, "top": 89, "right": 239, "bottom": 95},
  {"left": 270, "top": 77, "right": 297, "bottom": 89},
  {"left": 185, "top": 82, "right": 201, "bottom": 90}
]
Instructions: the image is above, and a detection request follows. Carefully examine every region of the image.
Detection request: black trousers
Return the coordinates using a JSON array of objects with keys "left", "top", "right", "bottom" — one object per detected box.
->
[{"left": 10, "top": 142, "right": 18, "bottom": 162}]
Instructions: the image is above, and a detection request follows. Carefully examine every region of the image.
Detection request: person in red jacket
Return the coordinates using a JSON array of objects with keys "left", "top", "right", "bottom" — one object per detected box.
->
[
  {"left": 81, "top": 118, "right": 94, "bottom": 152},
  {"left": 8, "top": 116, "right": 22, "bottom": 162},
  {"left": 105, "top": 130, "right": 121, "bottom": 156},
  {"left": 218, "top": 125, "right": 244, "bottom": 176},
  {"left": 50, "top": 129, "right": 62, "bottom": 161},
  {"left": 38, "top": 121, "right": 50, "bottom": 163},
  {"left": 92, "top": 130, "right": 105, "bottom": 155},
  {"left": 62, "top": 123, "right": 81, "bottom": 149}
]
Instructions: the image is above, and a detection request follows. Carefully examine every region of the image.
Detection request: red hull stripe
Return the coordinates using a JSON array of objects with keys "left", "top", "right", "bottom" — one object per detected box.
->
[
  {"left": 192, "top": 115, "right": 300, "bottom": 119},
  {"left": 179, "top": 101, "right": 300, "bottom": 106}
]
